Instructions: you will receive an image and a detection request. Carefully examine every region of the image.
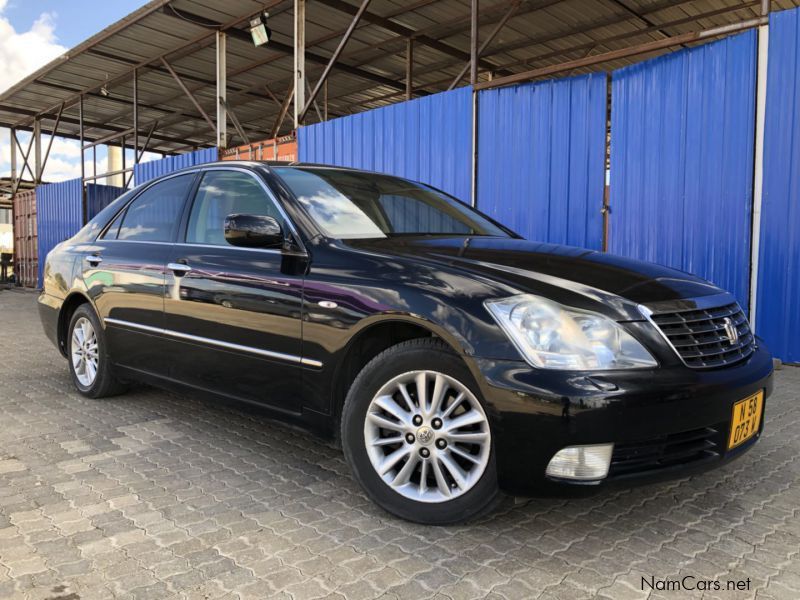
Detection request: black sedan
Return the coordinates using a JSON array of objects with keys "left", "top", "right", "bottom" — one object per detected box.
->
[{"left": 38, "top": 162, "right": 773, "bottom": 524}]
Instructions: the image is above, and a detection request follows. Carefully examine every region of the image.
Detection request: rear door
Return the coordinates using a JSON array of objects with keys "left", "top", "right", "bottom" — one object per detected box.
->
[
  {"left": 85, "top": 173, "right": 197, "bottom": 375},
  {"left": 162, "top": 168, "right": 306, "bottom": 413}
]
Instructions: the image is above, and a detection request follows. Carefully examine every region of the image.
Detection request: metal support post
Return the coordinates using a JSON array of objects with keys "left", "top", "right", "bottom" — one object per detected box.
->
[
  {"left": 324, "top": 79, "right": 329, "bottom": 121},
  {"left": 749, "top": 0, "right": 771, "bottom": 329},
  {"left": 216, "top": 31, "right": 227, "bottom": 148},
  {"left": 470, "top": 0, "right": 479, "bottom": 85},
  {"left": 10, "top": 128, "right": 17, "bottom": 192},
  {"left": 450, "top": 0, "right": 517, "bottom": 90},
  {"left": 133, "top": 68, "right": 139, "bottom": 166},
  {"left": 406, "top": 37, "right": 414, "bottom": 100},
  {"left": 294, "top": 0, "right": 306, "bottom": 129},
  {"left": 299, "top": 0, "right": 373, "bottom": 123},
  {"left": 80, "top": 96, "right": 86, "bottom": 223},
  {"left": 33, "top": 118, "right": 42, "bottom": 183}
]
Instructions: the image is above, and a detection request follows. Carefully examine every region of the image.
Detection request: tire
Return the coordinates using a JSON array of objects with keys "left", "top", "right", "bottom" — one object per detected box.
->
[
  {"left": 67, "top": 304, "right": 127, "bottom": 398},
  {"left": 341, "top": 338, "right": 500, "bottom": 525}
]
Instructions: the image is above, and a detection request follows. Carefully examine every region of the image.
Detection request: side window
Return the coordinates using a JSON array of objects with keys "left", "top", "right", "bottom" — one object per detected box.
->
[
  {"left": 186, "top": 170, "right": 283, "bottom": 246},
  {"left": 117, "top": 174, "right": 194, "bottom": 242},
  {"left": 101, "top": 212, "right": 123, "bottom": 240}
]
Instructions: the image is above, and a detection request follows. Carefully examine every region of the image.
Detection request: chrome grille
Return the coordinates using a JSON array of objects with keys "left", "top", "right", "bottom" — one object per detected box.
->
[{"left": 649, "top": 302, "right": 755, "bottom": 369}]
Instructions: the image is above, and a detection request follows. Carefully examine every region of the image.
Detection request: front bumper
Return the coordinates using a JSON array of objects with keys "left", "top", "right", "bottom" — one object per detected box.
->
[{"left": 472, "top": 342, "right": 774, "bottom": 496}]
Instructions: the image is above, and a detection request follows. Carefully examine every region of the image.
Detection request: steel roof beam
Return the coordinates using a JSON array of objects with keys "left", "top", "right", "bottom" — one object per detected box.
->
[
  {"left": 414, "top": 0, "right": 706, "bottom": 75},
  {"left": 39, "top": 103, "right": 64, "bottom": 178},
  {"left": 450, "top": 0, "right": 519, "bottom": 90},
  {"left": 161, "top": 6, "right": 406, "bottom": 94},
  {"left": 314, "top": 0, "right": 511, "bottom": 76},
  {"left": 470, "top": 0, "right": 762, "bottom": 80},
  {"left": 9, "top": 1, "right": 289, "bottom": 129},
  {"left": 475, "top": 17, "right": 767, "bottom": 91},
  {"left": 0, "top": 105, "right": 207, "bottom": 150},
  {"left": 160, "top": 57, "right": 217, "bottom": 134},
  {"left": 299, "top": 0, "right": 373, "bottom": 123}
]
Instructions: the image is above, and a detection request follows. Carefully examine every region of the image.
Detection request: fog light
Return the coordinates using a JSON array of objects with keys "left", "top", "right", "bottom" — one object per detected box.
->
[{"left": 545, "top": 444, "right": 613, "bottom": 480}]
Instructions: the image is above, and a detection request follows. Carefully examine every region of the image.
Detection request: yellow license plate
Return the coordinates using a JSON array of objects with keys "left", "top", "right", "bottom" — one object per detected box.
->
[{"left": 728, "top": 390, "right": 764, "bottom": 450}]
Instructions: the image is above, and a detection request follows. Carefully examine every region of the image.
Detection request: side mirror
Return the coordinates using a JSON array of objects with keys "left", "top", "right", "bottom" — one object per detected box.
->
[{"left": 224, "top": 214, "right": 283, "bottom": 249}]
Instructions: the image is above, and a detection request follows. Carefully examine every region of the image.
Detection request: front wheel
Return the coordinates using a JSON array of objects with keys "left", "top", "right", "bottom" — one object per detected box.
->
[{"left": 341, "top": 338, "right": 499, "bottom": 524}]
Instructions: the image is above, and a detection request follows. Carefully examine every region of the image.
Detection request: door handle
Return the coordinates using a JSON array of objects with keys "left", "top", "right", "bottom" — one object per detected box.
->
[
  {"left": 86, "top": 255, "right": 102, "bottom": 266},
  {"left": 168, "top": 262, "right": 192, "bottom": 276}
]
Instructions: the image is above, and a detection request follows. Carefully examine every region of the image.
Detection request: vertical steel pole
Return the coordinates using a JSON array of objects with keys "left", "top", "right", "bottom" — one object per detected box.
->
[
  {"left": 406, "top": 37, "right": 414, "bottom": 100},
  {"left": 469, "top": 1, "right": 479, "bottom": 205},
  {"left": 602, "top": 73, "right": 612, "bottom": 252},
  {"left": 9, "top": 127, "right": 17, "bottom": 285},
  {"left": 470, "top": 0, "right": 479, "bottom": 85},
  {"left": 323, "top": 79, "right": 328, "bottom": 121},
  {"left": 79, "top": 96, "right": 87, "bottom": 224},
  {"left": 216, "top": 31, "right": 228, "bottom": 149},
  {"left": 133, "top": 68, "right": 139, "bottom": 167},
  {"left": 33, "top": 118, "right": 42, "bottom": 183},
  {"left": 10, "top": 128, "right": 17, "bottom": 192},
  {"left": 121, "top": 135, "right": 126, "bottom": 186},
  {"left": 749, "top": 0, "right": 771, "bottom": 330},
  {"left": 294, "top": 0, "right": 306, "bottom": 129}
]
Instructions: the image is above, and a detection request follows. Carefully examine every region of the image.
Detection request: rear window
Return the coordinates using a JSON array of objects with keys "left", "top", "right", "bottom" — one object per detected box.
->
[{"left": 114, "top": 174, "right": 194, "bottom": 242}]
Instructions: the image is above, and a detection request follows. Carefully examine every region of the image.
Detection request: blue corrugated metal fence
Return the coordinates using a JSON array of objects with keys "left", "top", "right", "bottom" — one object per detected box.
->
[
  {"left": 298, "top": 88, "right": 473, "bottom": 202},
  {"left": 36, "top": 178, "right": 83, "bottom": 287},
  {"left": 477, "top": 73, "right": 606, "bottom": 249},
  {"left": 756, "top": 7, "right": 800, "bottom": 362},
  {"left": 134, "top": 147, "right": 218, "bottom": 185},
  {"left": 86, "top": 183, "right": 126, "bottom": 220},
  {"left": 610, "top": 31, "right": 757, "bottom": 310}
]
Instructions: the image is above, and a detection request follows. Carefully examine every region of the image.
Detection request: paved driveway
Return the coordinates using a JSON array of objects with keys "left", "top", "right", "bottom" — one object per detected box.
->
[{"left": 0, "top": 288, "right": 798, "bottom": 600}]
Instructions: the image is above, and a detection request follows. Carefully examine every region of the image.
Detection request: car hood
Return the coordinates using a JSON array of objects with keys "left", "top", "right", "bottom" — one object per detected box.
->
[{"left": 344, "top": 236, "right": 723, "bottom": 314}]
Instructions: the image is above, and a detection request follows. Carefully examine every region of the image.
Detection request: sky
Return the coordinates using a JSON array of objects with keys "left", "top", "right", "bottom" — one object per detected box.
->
[{"left": 0, "top": 0, "right": 152, "bottom": 183}]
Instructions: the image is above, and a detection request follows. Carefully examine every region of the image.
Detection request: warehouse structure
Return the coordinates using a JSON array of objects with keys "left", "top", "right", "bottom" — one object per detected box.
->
[{"left": 0, "top": 0, "right": 799, "bottom": 363}]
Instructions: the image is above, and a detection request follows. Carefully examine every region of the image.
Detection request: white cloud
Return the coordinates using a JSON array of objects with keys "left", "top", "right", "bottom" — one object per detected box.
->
[
  {"left": 0, "top": 7, "right": 65, "bottom": 91},
  {"left": 0, "top": 2, "right": 72, "bottom": 183},
  {"left": 0, "top": 7, "right": 167, "bottom": 187}
]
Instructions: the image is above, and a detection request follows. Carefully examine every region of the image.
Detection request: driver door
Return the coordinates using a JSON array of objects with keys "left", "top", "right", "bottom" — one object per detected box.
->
[{"left": 162, "top": 168, "right": 305, "bottom": 413}]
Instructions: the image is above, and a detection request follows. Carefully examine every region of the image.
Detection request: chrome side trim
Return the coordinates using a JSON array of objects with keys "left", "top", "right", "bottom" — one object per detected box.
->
[
  {"left": 641, "top": 292, "right": 736, "bottom": 316},
  {"left": 173, "top": 242, "right": 281, "bottom": 255},
  {"left": 104, "top": 317, "right": 323, "bottom": 368},
  {"left": 638, "top": 305, "right": 683, "bottom": 364}
]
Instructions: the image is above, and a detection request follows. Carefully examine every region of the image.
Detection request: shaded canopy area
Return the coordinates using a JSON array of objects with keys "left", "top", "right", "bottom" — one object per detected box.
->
[{"left": 0, "top": 0, "right": 792, "bottom": 157}]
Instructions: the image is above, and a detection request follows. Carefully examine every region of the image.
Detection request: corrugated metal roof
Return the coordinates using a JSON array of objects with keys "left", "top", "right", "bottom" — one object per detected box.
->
[{"left": 0, "top": 0, "right": 797, "bottom": 155}]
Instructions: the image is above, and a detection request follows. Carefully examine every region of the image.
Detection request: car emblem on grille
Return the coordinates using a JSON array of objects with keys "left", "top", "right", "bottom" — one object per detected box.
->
[{"left": 722, "top": 317, "right": 739, "bottom": 345}]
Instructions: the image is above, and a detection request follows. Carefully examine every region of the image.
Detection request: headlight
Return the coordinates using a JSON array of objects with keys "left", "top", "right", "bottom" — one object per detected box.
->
[{"left": 485, "top": 294, "right": 657, "bottom": 370}]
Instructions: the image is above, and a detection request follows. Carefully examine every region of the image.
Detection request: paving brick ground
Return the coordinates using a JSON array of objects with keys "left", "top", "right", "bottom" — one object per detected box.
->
[{"left": 0, "top": 288, "right": 799, "bottom": 599}]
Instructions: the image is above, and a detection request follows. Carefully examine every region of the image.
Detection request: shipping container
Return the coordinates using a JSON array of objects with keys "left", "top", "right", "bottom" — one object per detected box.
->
[
  {"left": 755, "top": 6, "right": 800, "bottom": 363},
  {"left": 221, "top": 135, "right": 297, "bottom": 163},
  {"left": 86, "top": 183, "right": 126, "bottom": 220},
  {"left": 12, "top": 189, "right": 38, "bottom": 288},
  {"left": 610, "top": 30, "right": 756, "bottom": 310},
  {"left": 477, "top": 73, "right": 606, "bottom": 249},
  {"left": 298, "top": 87, "right": 473, "bottom": 202},
  {"left": 134, "top": 147, "right": 219, "bottom": 185},
  {"left": 36, "top": 178, "right": 83, "bottom": 288}
]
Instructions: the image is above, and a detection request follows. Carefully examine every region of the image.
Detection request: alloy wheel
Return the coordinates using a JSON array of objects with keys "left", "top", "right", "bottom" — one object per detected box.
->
[
  {"left": 363, "top": 370, "right": 491, "bottom": 503},
  {"left": 71, "top": 316, "right": 99, "bottom": 387}
]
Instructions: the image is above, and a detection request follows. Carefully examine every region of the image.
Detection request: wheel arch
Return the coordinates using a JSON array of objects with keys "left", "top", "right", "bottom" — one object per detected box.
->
[
  {"left": 330, "top": 314, "right": 471, "bottom": 424},
  {"left": 56, "top": 291, "right": 95, "bottom": 357}
]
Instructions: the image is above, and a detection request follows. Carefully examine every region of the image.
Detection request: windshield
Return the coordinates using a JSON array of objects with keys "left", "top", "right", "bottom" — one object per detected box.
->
[{"left": 273, "top": 167, "right": 511, "bottom": 239}]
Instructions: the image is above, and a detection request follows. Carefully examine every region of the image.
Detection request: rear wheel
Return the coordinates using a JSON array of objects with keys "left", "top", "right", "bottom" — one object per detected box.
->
[
  {"left": 67, "top": 304, "right": 127, "bottom": 398},
  {"left": 341, "top": 338, "right": 499, "bottom": 524}
]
